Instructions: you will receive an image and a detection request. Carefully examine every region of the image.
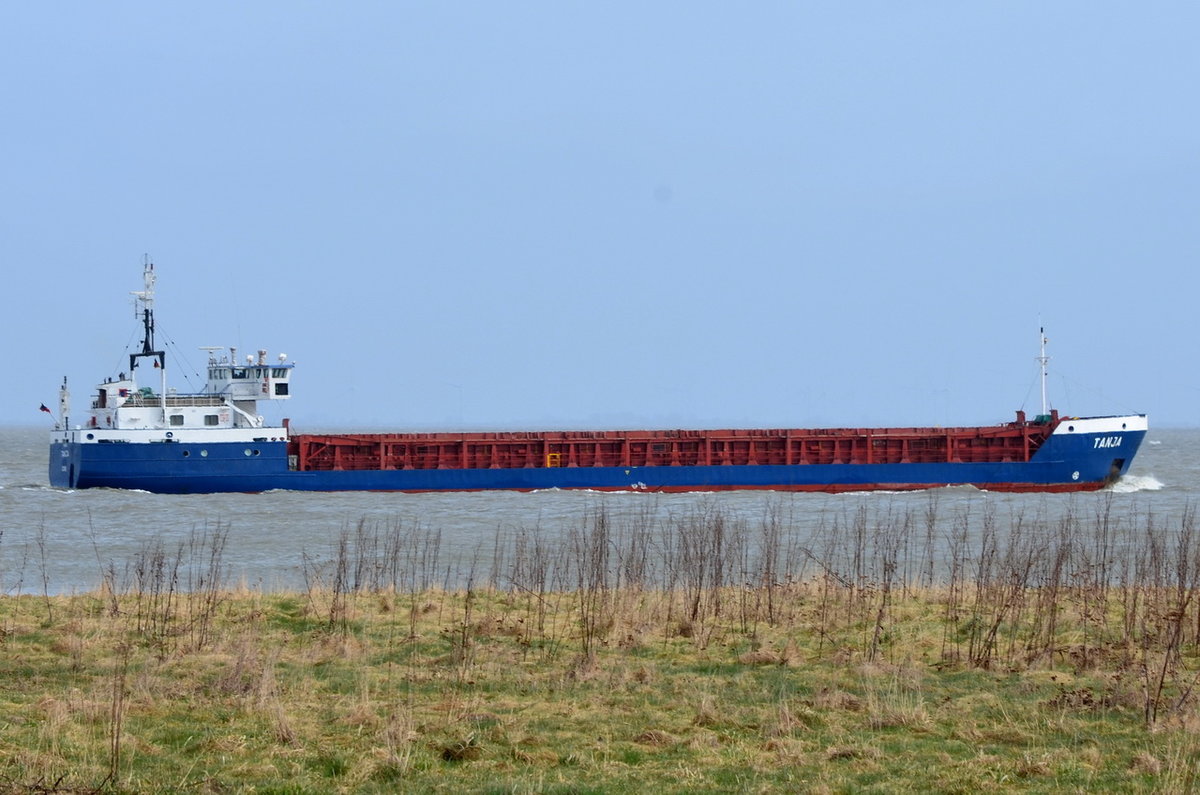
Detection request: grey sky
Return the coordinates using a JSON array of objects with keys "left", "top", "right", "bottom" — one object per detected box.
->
[{"left": 5, "top": 3, "right": 1196, "bottom": 430}]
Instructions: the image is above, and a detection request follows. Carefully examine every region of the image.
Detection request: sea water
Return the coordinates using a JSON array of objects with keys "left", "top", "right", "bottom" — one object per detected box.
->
[{"left": 0, "top": 425, "right": 1191, "bottom": 594}]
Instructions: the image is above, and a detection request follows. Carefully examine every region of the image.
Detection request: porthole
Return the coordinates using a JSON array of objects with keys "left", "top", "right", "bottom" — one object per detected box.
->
[
  {"left": 85, "top": 433, "right": 94, "bottom": 440},
  {"left": 1067, "top": 425, "right": 1075, "bottom": 432},
  {"left": 1122, "top": 423, "right": 1127, "bottom": 429},
  {"left": 200, "top": 450, "right": 208, "bottom": 457},
  {"left": 253, "top": 449, "right": 261, "bottom": 456},
  {"left": 244, "top": 449, "right": 252, "bottom": 456},
  {"left": 182, "top": 451, "right": 190, "bottom": 458}
]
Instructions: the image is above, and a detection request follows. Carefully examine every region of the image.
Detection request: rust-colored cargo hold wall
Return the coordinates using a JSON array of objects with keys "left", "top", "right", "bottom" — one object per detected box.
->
[{"left": 289, "top": 414, "right": 1056, "bottom": 473}]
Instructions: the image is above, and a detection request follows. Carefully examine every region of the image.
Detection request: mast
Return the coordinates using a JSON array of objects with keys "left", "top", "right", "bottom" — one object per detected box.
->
[
  {"left": 59, "top": 376, "right": 70, "bottom": 430},
  {"left": 129, "top": 255, "right": 168, "bottom": 419},
  {"left": 1037, "top": 326, "right": 1050, "bottom": 417}
]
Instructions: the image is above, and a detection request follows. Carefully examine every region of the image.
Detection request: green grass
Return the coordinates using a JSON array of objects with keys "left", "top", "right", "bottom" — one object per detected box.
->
[{"left": 0, "top": 580, "right": 1199, "bottom": 793}]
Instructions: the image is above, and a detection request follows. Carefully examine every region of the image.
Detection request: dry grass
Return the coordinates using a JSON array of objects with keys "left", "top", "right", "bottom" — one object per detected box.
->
[
  {"left": 0, "top": 578, "right": 1193, "bottom": 793},
  {"left": 3, "top": 501, "right": 1200, "bottom": 791}
]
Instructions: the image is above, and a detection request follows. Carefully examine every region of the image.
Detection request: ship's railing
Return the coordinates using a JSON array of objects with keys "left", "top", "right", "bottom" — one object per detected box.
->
[{"left": 120, "top": 394, "right": 229, "bottom": 408}]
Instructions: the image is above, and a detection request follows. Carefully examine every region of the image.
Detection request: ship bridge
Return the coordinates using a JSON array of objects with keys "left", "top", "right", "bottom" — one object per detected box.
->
[{"left": 203, "top": 347, "right": 294, "bottom": 401}]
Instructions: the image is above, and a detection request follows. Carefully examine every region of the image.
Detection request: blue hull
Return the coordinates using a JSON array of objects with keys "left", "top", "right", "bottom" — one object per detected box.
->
[{"left": 49, "top": 425, "right": 1147, "bottom": 494}]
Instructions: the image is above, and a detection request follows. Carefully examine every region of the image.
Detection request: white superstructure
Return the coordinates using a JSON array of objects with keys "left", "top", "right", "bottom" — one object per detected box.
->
[{"left": 53, "top": 258, "right": 294, "bottom": 443}]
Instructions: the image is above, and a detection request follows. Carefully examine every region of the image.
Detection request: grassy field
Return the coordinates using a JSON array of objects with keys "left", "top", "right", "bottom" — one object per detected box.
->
[{"left": 4, "top": 501, "right": 1200, "bottom": 792}]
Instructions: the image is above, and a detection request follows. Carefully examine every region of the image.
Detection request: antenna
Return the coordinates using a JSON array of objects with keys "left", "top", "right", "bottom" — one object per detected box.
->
[
  {"left": 1036, "top": 326, "right": 1050, "bottom": 417},
  {"left": 129, "top": 255, "right": 165, "bottom": 373},
  {"left": 198, "top": 346, "right": 224, "bottom": 366}
]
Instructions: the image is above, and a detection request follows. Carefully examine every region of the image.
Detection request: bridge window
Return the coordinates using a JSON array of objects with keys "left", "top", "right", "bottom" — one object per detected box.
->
[
  {"left": 271, "top": 368, "right": 289, "bottom": 378},
  {"left": 232, "top": 368, "right": 248, "bottom": 379}
]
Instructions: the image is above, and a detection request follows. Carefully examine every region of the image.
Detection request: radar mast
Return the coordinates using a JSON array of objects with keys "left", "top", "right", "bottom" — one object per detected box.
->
[{"left": 130, "top": 255, "right": 166, "bottom": 373}]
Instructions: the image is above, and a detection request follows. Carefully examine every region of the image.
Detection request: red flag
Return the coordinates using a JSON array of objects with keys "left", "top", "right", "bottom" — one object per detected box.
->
[{"left": 39, "top": 403, "right": 51, "bottom": 414}]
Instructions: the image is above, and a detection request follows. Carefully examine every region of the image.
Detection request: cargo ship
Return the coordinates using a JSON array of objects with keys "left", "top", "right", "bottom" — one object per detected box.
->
[{"left": 48, "top": 262, "right": 1148, "bottom": 494}]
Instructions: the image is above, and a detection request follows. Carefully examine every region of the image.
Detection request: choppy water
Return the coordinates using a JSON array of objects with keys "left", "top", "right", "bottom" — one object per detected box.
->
[{"left": 0, "top": 425, "right": 1193, "bottom": 594}]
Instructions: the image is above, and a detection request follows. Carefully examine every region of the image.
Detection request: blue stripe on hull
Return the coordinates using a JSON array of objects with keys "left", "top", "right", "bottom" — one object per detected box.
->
[{"left": 50, "top": 428, "right": 1146, "bottom": 494}]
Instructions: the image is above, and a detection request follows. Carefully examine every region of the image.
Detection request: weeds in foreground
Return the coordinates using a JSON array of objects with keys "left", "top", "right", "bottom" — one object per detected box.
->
[{"left": 2, "top": 498, "right": 1200, "bottom": 791}]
